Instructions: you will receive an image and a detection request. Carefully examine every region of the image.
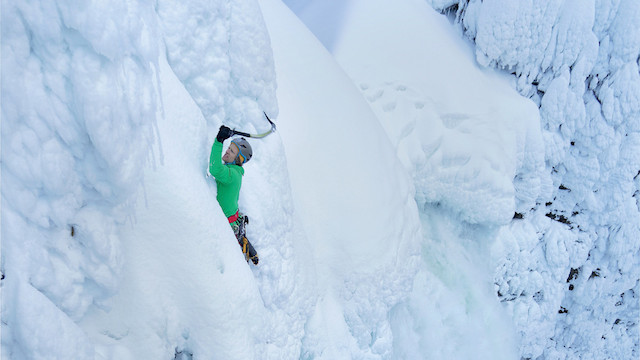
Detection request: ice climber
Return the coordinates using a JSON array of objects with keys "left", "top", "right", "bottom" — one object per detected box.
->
[{"left": 209, "top": 125, "right": 259, "bottom": 265}]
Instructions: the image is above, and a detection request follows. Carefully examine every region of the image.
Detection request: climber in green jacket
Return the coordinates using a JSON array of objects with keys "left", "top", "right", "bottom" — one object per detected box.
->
[{"left": 209, "top": 125, "right": 258, "bottom": 264}]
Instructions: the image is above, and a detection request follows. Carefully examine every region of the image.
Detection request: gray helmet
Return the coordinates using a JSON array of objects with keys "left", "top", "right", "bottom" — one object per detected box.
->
[{"left": 231, "top": 137, "right": 253, "bottom": 164}]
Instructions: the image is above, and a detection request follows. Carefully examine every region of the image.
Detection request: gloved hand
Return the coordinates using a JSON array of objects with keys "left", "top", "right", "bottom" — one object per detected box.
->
[{"left": 216, "top": 125, "right": 233, "bottom": 142}]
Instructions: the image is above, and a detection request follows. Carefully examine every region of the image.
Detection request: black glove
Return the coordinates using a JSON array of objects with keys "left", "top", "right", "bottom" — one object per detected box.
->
[{"left": 216, "top": 125, "right": 233, "bottom": 142}]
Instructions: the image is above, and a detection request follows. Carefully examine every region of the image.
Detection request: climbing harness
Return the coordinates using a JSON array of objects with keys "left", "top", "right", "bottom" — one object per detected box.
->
[{"left": 227, "top": 210, "right": 240, "bottom": 224}]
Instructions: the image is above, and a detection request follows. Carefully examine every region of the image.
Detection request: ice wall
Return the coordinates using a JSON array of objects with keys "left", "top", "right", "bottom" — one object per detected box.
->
[
  {"left": 1, "top": 0, "right": 284, "bottom": 358},
  {"left": 1, "top": 1, "right": 161, "bottom": 357},
  {"left": 156, "top": 0, "right": 278, "bottom": 132},
  {"left": 427, "top": 0, "right": 640, "bottom": 358}
]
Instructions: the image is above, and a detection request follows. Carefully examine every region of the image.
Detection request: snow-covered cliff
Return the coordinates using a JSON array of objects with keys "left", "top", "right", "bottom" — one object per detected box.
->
[
  {"left": 427, "top": 1, "right": 639, "bottom": 358},
  {"left": 2, "top": 0, "right": 637, "bottom": 359}
]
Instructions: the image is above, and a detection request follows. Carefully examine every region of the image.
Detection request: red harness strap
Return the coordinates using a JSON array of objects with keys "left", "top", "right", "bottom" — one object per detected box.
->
[{"left": 227, "top": 211, "right": 240, "bottom": 224}]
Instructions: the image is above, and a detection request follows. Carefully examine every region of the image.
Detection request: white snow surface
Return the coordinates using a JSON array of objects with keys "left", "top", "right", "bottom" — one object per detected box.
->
[
  {"left": 289, "top": 0, "right": 639, "bottom": 359},
  {"left": 1, "top": 0, "right": 638, "bottom": 360},
  {"left": 425, "top": 1, "right": 640, "bottom": 359}
]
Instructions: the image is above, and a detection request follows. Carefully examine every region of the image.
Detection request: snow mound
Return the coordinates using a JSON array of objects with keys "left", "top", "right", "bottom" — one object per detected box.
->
[
  {"left": 293, "top": 0, "right": 549, "bottom": 226},
  {"left": 262, "top": 0, "right": 422, "bottom": 357}
]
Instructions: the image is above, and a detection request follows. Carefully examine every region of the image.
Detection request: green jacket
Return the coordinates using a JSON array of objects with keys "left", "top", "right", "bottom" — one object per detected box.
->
[{"left": 209, "top": 139, "right": 244, "bottom": 220}]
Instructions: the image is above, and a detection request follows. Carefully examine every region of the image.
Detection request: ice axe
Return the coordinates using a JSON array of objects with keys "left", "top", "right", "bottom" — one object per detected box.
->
[{"left": 231, "top": 112, "right": 276, "bottom": 139}]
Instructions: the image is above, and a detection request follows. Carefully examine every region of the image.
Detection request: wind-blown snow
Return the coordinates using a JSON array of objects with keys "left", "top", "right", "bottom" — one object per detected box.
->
[{"left": 2, "top": 0, "right": 638, "bottom": 359}]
